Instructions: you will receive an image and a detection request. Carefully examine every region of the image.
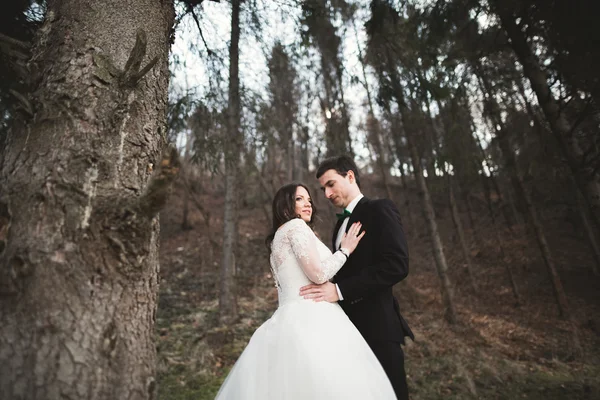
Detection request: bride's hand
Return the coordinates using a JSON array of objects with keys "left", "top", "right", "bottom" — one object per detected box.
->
[{"left": 340, "top": 222, "right": 365, "bottom": 254}]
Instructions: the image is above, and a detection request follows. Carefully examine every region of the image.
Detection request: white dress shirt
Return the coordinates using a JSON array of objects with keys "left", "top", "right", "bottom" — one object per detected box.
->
[{"left": 334, "top": 193, "right": 364, "bottom": 300}]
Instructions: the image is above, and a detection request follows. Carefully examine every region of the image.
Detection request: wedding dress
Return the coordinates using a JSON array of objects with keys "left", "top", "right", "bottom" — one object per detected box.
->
[{"left": 214, "top": 218, "right": 396, "bottom": 399}]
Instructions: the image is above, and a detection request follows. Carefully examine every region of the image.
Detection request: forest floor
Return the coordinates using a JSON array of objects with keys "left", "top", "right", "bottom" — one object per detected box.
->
[{"left": 155, "top": 174, "right": 600, "bottom": 400}]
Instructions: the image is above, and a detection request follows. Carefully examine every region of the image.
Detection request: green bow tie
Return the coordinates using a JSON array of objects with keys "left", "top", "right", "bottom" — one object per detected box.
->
[{"left": 336, "top": 209, "right": 352, "bottom": 220}]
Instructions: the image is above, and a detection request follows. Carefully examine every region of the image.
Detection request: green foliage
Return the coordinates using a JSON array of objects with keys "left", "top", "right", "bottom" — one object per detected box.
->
[
  {"left": 0, "top": 0, "right": 44, "bottom": 139},
  {"left": 189, "top": 101, "right": 226, "bottom": 174}
]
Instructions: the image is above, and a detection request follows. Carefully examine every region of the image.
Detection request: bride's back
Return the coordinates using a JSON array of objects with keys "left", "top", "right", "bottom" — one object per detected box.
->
[{"left": 269, "top": 219, "right": 329, "bottom": 306}]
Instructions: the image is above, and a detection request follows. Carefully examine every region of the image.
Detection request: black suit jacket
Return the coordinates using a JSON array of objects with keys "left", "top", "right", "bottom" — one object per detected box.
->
[{"left": 332, "top": 197, "right": 414, "bottom": 344}]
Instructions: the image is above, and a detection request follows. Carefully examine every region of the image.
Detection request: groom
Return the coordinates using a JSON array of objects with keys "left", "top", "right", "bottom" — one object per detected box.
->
[{"left": 300, "top": 155, "right": 414, "bottom": 400}]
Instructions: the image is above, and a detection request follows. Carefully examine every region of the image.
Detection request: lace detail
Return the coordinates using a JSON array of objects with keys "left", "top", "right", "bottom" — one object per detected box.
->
[{"left": 270, "top": 218, "right": 346, "bottom": 289}]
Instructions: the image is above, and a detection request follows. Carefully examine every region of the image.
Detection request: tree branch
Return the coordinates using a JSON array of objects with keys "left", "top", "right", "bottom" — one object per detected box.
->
[
  {"left": 138, "top": 146, "right": 181, "bottom": 218},
  {"left": 0, "top": 32, "right": 29, "bottom": 51},
  {"left": 188, "top": 5, "right": 214, "bottom": 57}
]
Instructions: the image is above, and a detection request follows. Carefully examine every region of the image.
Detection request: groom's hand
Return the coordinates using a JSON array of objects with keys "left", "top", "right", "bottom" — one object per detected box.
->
[{"left": 299, "top": 282, "right": 339, "bottom": 303}]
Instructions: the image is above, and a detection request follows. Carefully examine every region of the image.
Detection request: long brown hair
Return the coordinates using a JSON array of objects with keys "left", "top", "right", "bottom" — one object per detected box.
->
[{"left": 265, "top": 183, "right": 318, "bottom": 251}]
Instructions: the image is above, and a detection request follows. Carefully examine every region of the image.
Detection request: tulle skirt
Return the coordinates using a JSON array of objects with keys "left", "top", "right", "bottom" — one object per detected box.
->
[{"left": 214, "top": 299, "right": 396, "bottom": 399}]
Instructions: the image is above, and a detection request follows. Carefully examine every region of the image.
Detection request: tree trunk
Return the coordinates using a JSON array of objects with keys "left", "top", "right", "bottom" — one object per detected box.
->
[
  {"left": 385, "top": 109, "right": 415, "bottom": 229},
  {"left": 480, "top": 86, "right": 568, "bottom": 316},
  {"left": 428, "top": 97, "right": 477, "bottom": 292},
  {"left": 460, "top": 186, "right": 476, "bottom": 233},
  {"left": 384, "top": 72, "right": 457, "bottom": 322},
  {"left": 496, "top": 5, "right": 600, "bottom": 229},
  {"left": 0, "top": 0, "right": 175, "bottom": 398},
  {"left": 220, "top": 0, "right": 241, "bottom": 324},
  {"left": 496, "top": 127, "right": 569, "bottom": 317},
  {"left": 287, "top": 137, "right": 294, "bottom": 182},
  {"left": 406, "top": 130, "right": 458, "bottom": 324},
  {"left": 397, "top": 156, "right": 416, "bottom": 229},
  {"left": 448, "top": 175, "right": 477, "bottom": 291},
  {"left": 518, "top": 79, "right": 600, "bottom": 275},
  {"left": 573, "top": 178, "right": 600, "bottom": 276},
  {"left": 476, "top": 55, "right": 569, "bottom": 316},
  {"left": 181, "top": 133, "right": 193, "bottom": 231},
  {"left": 352, "top": 17, "right": 393, "bottom": 199},
  {"left": 475, "top": 133, "right": 516, "bottom": 230}
]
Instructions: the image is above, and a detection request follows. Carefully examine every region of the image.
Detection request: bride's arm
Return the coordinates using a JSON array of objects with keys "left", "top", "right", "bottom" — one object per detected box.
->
[{"left": 285, "top": 219, "right": 347, "bottom": 284}]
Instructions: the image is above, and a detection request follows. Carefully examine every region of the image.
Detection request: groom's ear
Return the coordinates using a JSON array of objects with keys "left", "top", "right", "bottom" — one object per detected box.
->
[{"left": 347, "top": 170, "right": 355, "bottom": 183}]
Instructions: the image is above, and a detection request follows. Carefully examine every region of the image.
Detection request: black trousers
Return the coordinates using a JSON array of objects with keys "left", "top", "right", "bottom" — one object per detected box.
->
[{"left": 367, "top": 340, "right": 408, "bottom": 400}]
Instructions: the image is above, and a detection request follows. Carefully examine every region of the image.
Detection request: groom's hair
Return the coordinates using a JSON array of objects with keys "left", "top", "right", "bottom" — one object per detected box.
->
[{"left": 316, "top": 155, "right": 361, "bottom": 188}]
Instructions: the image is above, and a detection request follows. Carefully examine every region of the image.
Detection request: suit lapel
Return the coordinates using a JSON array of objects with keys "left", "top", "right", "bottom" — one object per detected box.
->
[
  {"left": 332, "top": 197, "right": 369, "bottom": 249},
  {"left": 346, "top": 197, "right": 369, "bottom": 232},
  {"left": 332, "top": 217, "right": 344, "bottom": 250}
]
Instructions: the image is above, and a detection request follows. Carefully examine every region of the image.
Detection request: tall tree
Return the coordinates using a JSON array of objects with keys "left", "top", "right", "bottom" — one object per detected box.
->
[
  {"left": 301, "top": 0, "right": 354, "bottom": 157},
  {"left": 219, "top": 0, "right": 242, "bottom": 323},
  {"left": 0, "top": 0, "right": 177, "bottom": 398},
  {"left": 266, "top": 42, "right": 300, "bottom": 182},
  {"left": 351, "top": 11, "right": 393, "bottom": 199},
  {"left": 477, "top": 65, "right": 570, "bottom": 317},
  {"left": 367, "top": 0, "right": 458, "bottom": 324},
  {"left": 491, "top": 0, "right": 600, "bottom": 231}
]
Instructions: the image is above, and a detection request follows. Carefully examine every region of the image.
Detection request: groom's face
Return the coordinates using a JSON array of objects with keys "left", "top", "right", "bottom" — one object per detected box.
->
[{"left": 318, "top": 169, "right": 354, "bottom": 209}]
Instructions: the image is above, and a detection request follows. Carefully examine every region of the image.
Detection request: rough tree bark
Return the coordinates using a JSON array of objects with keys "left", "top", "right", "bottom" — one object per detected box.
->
[
  {"left": 219, "top": 0, "right": 241, "bottom": 323},
  {"left": 0, "top": 0, "right": 176, "bottom": 399}
]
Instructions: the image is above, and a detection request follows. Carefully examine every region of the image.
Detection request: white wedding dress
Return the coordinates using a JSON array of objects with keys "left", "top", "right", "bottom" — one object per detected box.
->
[{"left": 214, "top": 218, "right": 395, "bottom": 399}]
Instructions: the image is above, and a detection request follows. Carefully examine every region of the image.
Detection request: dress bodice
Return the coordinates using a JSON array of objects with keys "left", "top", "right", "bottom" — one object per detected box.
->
[{"left": 269, "top": 219, "right": 346, "bottom": 306}]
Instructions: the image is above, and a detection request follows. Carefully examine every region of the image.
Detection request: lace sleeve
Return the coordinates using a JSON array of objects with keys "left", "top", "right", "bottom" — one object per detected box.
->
[{"left": 285, "top": 219, "right": 347, "bottom": 284}]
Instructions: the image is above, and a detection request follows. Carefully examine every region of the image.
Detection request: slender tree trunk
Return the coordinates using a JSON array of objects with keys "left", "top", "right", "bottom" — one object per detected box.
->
[
  {"left": 287, "top": 138, "right": 294, "bottom": 182},
  {"left": 0, "top": 0, "right": 176, "bottom": 398},
  {"left": 496, "top": 127, "right": 569, "bottom": 317},
  {"left": 473, "top": 54, "right": 571, "bottom": 315},
  {"left": 429, "top": 97, "right": 479, "bottom": 288},
  {"left": 336, "top": 72, "right": 354, "bottom": 158},
  {"left": 352, "top": 17, "right": 393, "bottom": 199},
  {"left": 181, "top": 132, "right": 193, "bottom": 231},
  {"left": 461, "top": 187, "right": 476, "bottom": 232},
  {"left": 572, "top": 178, "right": 600, "bottom": 275},
  {"left": 220, "top": 0, "right": 241, "bottom": 323},
  {"left": 448, "top": 174, "right": 477, "bottom": 291},
  {"left": 476, "top": 139, "right": 522, "bottom": 302},
  {"left": 475, "top": 134, "right": 516, "bottom": 230},
  {"left": 505, "top": 185, "right": 524, "bottom": 227},
  {"left": 382, "top": 69, "right": 457, "bottom": 322},
  {"left": 518, "top": 79, "right": 600, "bottom": 273},
  {"left": 478, "top": 71, "right": 570, "bottom": 316},
  {"left": 496, "top": 5, "right": 600, "bottom": 229},
  {"left": 405, "top": 129, "right": 458, "bottom": 324},
  {"left": 386, "top": 108, "right": 416, "bottom": 228},
  {"left": 397, "top": 157, "right": 416, "bottom": 229}
]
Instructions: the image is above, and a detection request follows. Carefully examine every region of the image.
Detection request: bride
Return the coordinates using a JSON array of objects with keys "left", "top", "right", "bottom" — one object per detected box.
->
[{"left": 214, "top": 183, "right": 396, "bottom": 399}]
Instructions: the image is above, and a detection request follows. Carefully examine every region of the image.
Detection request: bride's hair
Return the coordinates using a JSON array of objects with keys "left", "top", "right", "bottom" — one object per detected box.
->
[{"left": 265, "top": 182, "right": 318, "bottom": 251}]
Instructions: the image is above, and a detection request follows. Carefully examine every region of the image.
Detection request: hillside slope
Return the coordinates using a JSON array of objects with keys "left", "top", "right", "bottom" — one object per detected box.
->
[{"left": 156, "top": 174, "right": 600, "bottom": 400}]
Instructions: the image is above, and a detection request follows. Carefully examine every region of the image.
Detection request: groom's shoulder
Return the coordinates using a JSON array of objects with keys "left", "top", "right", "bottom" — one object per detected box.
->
[
  {"left": 368, "top": 197, "right": 398, "bottom": 211},
  {"left": 367, "top": 198, "right": 402, "bottom": 221}
]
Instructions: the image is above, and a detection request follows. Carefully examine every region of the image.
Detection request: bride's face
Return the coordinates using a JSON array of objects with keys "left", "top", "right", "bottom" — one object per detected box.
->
[{"left": 294, "top": 186, "right": 313, "bottom": 223}]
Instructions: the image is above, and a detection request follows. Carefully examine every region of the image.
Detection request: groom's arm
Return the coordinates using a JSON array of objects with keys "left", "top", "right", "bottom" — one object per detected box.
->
[{"left": 337, "top": 199, "right": 409, "bottom": 301}]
